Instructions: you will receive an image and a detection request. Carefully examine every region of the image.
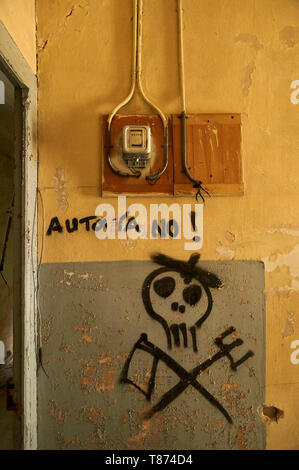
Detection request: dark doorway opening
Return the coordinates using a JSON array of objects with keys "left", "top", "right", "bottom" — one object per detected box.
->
[{"left": 0, "top": 67, "right": 22, "bottom": 450}]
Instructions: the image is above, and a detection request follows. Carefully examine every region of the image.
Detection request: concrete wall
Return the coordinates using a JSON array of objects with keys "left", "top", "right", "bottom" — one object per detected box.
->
[
  {"left": 36, "top": 0, "right": 299, "bottom": 449},
  {"left": 0, "top": 0, "right": 36, "bottom": 72}
]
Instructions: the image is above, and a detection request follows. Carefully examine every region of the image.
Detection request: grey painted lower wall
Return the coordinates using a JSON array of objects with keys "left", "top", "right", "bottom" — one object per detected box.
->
[{"left": 38, "top": 259, "right": 265, "bottom": 450}]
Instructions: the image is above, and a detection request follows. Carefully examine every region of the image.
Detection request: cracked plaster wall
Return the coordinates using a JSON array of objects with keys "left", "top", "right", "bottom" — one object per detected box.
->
[{"left": 0, "top": 0, "right": 36, "bottom": 72}]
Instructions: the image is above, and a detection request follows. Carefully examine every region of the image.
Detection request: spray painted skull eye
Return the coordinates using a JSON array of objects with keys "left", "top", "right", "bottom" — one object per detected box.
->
[
  {"left": 183, "top": 284, "right": 202, "bottom": 306},
  {"left": 153, "top": 276, "right": 176, "bottom": 298}
]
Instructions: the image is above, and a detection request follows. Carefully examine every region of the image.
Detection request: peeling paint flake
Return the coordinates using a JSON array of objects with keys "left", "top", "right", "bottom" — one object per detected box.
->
[
  {"left": 54, "top": 167, "right": 69, "bottom": 211},
  {"left": 267, "top": 226, "right": 299, "bottom": 237},
  {"left": 242, "top": 60, "right": 256, "bottom": 97},
  {"left": 262, "top": 244, "right": 299, "bottom": 292},
  {"left": 216, "top": 243, "right": 235, "bottom": 260},
  {"left": 221, "top": 383, "right": 238, "bottom": 392},
  {"left": 282, "top": 312, "right": 295, "bottom": 338}
]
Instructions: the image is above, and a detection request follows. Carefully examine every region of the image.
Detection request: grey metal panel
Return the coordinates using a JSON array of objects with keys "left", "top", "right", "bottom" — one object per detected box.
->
[{"left": 38, "top": 259, "right": 265, "bottom": 450}]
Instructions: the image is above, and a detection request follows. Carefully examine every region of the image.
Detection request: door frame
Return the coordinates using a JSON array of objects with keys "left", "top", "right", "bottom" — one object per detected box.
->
[{"left": 0, "top": 20, "right": 37, "bottom": 450}]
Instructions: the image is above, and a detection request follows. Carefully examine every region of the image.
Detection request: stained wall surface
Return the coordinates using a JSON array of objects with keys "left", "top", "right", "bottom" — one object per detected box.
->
[
  {"left": 0, "top": 0, "right": 36, "bottom": 72},
  {"left": 36, "top": 0, "right": 299, "bottom": 449}
]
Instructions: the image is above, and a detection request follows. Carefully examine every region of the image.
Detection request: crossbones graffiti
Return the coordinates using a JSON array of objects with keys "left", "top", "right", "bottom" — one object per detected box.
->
[{"left": 120, "top": 253, "right": 254, "bottom": 423}]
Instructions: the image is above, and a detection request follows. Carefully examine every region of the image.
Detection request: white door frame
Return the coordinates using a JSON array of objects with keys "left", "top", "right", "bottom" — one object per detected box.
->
[{"left": 0, "top": 20, "right": 37, "bottom": 450}]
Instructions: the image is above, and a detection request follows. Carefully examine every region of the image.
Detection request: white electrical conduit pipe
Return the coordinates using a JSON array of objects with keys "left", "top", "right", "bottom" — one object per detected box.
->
[
  {"left": 177, "top": 0, "right": 210, "bottom": 202},
  {"left": 178, "top": 0, "right": 186, "bottom": 114},
  {"left": 106, "top": 0, "right": 168, "bottom": 180}
]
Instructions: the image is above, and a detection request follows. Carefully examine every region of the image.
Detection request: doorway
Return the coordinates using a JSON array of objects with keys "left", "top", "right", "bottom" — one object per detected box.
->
[
  {"left": 0, "top": 19, "right": 38, "bottom": 449},
  {"left": 0, "top": 66, "right": 22, "bottom": 450}
]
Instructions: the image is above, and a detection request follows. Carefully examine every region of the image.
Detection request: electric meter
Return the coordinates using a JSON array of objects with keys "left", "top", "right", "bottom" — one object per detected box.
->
[{"left": 122, "top": 125, "right": 151, "bottom": 169}]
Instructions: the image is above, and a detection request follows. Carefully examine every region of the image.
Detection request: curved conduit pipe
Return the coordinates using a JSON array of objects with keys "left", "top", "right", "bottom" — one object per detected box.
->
[{"left": 106, "top": 0, "right": 169, "bottom": 181}]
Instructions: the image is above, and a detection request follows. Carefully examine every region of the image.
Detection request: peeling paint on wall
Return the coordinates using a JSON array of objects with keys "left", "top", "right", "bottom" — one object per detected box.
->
[
  {"left": 38, "top": 259, "right": 265, "bottom": 450},
  {"left": 282, "top": 312, "right": 295, "bottom": 338},
  {"left": 35, "top": 0, "right": 299, "bottom": 452},
  {"left": 53, "top": 167, "right": 69, "bottom": 211},
  {"left": 241, "top": 59, "right": 256, "bottom": 97},
  {"left": 216, "top": 243, "right": 235, "bottom": 260},
  {"left": 263, "top": 244, "right": 299, "bottom": 291}
]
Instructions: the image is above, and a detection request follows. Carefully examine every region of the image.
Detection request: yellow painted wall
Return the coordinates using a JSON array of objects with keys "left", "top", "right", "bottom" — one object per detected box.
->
[
  {"left": 36, "top": 0, "right": 299, "bottom": 449},
  {"left": 0, "top": 0, "right": 36, "bottom": 72}
]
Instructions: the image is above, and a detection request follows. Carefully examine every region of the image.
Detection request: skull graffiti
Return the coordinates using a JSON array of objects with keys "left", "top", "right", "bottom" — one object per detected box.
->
[{"left": 142, "top": 253, "right": 222, "bottom": 351}]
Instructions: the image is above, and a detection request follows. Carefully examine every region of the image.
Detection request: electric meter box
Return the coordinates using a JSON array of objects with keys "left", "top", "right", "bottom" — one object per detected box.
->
[{"left": 122, "top": 125, "right": 151, "bottom": 168}]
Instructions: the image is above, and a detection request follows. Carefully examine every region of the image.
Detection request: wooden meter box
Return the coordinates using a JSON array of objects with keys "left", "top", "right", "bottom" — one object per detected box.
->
[
  {"left": 102, "top": 115, "right": 173, "bottom": 196},
  {"left": 102, "top": 114, "right": 243, "bottom": 197}
]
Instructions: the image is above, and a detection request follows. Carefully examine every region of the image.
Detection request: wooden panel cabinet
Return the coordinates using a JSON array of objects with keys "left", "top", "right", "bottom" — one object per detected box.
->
[
  {"left": 172, "top": 114, "right": 243, "bottom": 196},
  {"left": 102, "top": 114, "right": 243, "bottom": 197}
]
